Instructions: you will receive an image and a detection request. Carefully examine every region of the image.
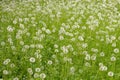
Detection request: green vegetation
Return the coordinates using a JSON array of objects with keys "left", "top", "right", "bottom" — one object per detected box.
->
[{"left": 0, "top": 0, "right": 120, "bottom": 80}]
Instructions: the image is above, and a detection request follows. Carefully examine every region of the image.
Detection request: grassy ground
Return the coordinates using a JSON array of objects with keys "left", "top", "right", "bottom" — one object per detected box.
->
[{"left": 0, "top": 0, "right": 120, "bottom": 80}]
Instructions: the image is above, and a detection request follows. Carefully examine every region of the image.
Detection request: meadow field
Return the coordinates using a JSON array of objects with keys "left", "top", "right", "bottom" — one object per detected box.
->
[{"left": 0, "top": 0, "right": 120, "bottom": 80}]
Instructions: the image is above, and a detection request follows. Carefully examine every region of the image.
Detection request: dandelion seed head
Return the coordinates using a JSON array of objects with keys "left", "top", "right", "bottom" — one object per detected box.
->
[
  {"left": 46, "top": 29, "right": 51, "bottom": 34},
  {"left": 85, "top": 54, "right": 90, "bottom": 61},
  {"left": 78, "top": 36, "right": 84, "bottom": 41},
  {"left": 100, "top": 52, "right": 105, "bottom": 57},
  {"left": 13, "top": 77, "right": 19, "bottom": 80},
  {"left": 112, "top": 42, "right": 116, "bottom": 47},
  {"left": 40, "top": 73, "right": 46, "bottom": 79},
  {"left": 3, "top": 70, "right": 9, "bottom": 75},
  {"left": 85, "top": 62, "right": 91, "bottom": 67},
  {"left": 34, "top": 73, "right": 39, "bottom": 78},
  {"left": 114, "top": 48, "right": 119, "bottom": 53},
  {"left": 1, "top": 41, "right": 5, "bottom": 46},
  {"left": 99, "top": 65, "right": 107, "bottom": 71},
  {"left": 82, "top": 43, "right": 88, "bottom": 48},
  {"left": 108, "top": 71, "right": 114, "bottom": 77},
  {"left": 54, "top": 44, "right": 58, "bottom": 48},
  {"left": 70, "top": 66, "right": 75, "bottom": 73},
  {"left": 10, "top": 63, "right": 15, "bottom": 68},
  {"left": 7, "top": 25, "right": 14, "bottom": 32},
  {"left": 110, "top": 56, "right": 116, "bottom": 61},
  {"left": 47, "top": 60, "right": 53, "bottom": 65},
  {"left": 91, "top": 54, "right": 96, "bottom": 60},
  {"left": 35, "top": 68, "right": 41, "bottom": 72},
  {"left": 13, "top": 20, "right": 17, "bottom": 24},
  {"left": 29, "top": 57, "right": 36, "bottom": 63}
]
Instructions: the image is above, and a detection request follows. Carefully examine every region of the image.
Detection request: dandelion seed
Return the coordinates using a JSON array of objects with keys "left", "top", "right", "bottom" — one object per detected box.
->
[
  {"left": 85, "top": 62, "right": 91, "bottom": 67},
  {"left": 26, "top": 32, "right": 30, "bottom": 36},
  {"left": 3, "top": 70, "right": 9, "bottom": 75},
  {"left": 7, "top": 26, "right": 14, "bottom": 32},
  {"left": 19, "top": 18, "right": 23, "bottom": 22},
  {"left": 59, "top": 35, "right": 64, "bottom": 40},
  {"left": 20, "top": 24, "right": 25, "bottom": 29},
  {"left": 100, "top": 52, "right": 105, "bottom": 57},
  {"left": 111, "top": 36, "right": 116, "bottom": 40},
  {"left": 41, "top": 27, "right": 46, "bottom": 31},
  {"left": 70, "top": 66, "right": 75, "bottom": 74},
  {"left": 54, "top": 44, "right": 58, "bottom": 48},
  {"left": 91, "top": 54, "right": 96, "bottom": 60},
  {"left": 46, "top": 29, "right": 51, "bottom": 34},
  {"left": 99, "top": 63, "right": 104, "bottom": 66},
  {"left": 11, "top": 46, "right": 16, "bottom": 50},
  {"left": 16, "top": 35, "right": 22, "bottom": 39},
  {"left": 59, "top": 27, "right": 65, "bottom": 34},
  {"left": 1, "top": 41, "right": 5, "bottom": 46},
  {"left": 3, "top": 61, "right": 9, "bottom": 65},
  {"left": 10, "top": 63, "right": 15, "bottom": 68},
  {"left": 52, "top": 55, "right": 56, "bottom": 58},
  {"left": 103, "top": 66, "right": 108, "bottom": 71},
  {"left": 112, "top": 42, "right": 116, "bottom": 47},
  {"left": 85, "top": 54, "right": 90, "bottom": 61},
  {"left": 24, "top": 45, "right": 29, "bottom": 49},
  {"left": 47, "top": 60, "right": 53, "bottom": 65},
  {"left": 82, "top": 26, "right": 86, "bottom": 30},
  {"left": 82, "top": 43, "right": 88, "bottom": 48},
  {"left": 99, "top": 66, "right": 107, "bottom": 71},
  {"left": 35, "top": 68, "right": 41, "bottom": 72},
  {"left": 40, "top": 73, "right": 46, "bottom": 79},
  {"left": 13, "top": 20, "right": 17, "bottom": 24},
  {"left": 99, "top": 66, "right": 104, "bottom": 71},
  {"left": 13, "top": 77, "right": 19, "bottom": 80},
  {"left": 78, "top": 36, "right": 84, "bottom": 41},
  {"left": 21, "top": 48, "right": 26, "bottom": 52},
  {"left": 110, "top": 56, "right": 116, "bottom": 61},
  {"left": 27, "top": 68, "right": 33, "bottom": 75},
  {"left": 34, "top": 73, "right": 39, "bottom": 78},
  {"left": 24, "top": 18, "right": 29, "bottom": 22},
  {"left": 29, "top": 57, "right": 36, "bottom": 63},
  {"left": 108, "top": 71, "right": 114, "bottom": 77},
  {"left": 54, "top": 49, "right": 59, "bottom": 52},
  {"left": 30, "top": 44, "right": 35, "bottom": 48},
  {"left": 36, "top": 44, "right": 43, "bottom": 49},
  {"left": 19, "top": 41, "right": 24, "bottom": 45},
  {"left": 3, "top": 59, "right": 11, "bottom": 65},
  {"left": 71, "top": 38, "right": 76, "bottom": 41},
  {"left": 114, "top": 48, "right": 119, "bottom": 53},
  {"left": 62, "top": 46, "right": 68, "bottom": 54},
  {"left": 91, "top": 48, "right": 98, "bottom": 53}
]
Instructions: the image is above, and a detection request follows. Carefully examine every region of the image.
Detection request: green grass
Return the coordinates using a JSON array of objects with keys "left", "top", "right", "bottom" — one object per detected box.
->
[{"left": 0, "top": 0, "right": 120, "bottom": 80}]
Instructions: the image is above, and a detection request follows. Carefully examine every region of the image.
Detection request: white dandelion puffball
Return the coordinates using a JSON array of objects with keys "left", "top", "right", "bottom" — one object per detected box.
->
[
  {"left": 34, "top": 73, "right": 39, "bottom": 78},
  {"left": 29, "top": 57, "right": 36, "bottom": 63},
  {"left": 40, "top": 73, "right": 46, "bottom": 79},
  {"left": 35, "top": 68, "right": 41, "bottom": 72},
  {"left": 110, "top": 56, "right": 116, "bottom": 61},
  {"left": 108, "top": 71, "right": 114, "bottom": 77},
  {"left": 47, "top": 60, "right": 53, "bottom": 65},
  {"left": 13, "top": 77, "right": 19, "bottom": 80},
  {"left": 100, "top": 52, "right": 105, "bottom": 57},
  {"left": 114, "top": 48, "right": 119, "bottom": 53},
  {"left": 78, "top": 36, "right": 84, "bottom": 41},
  {"left": 7, "top": 26, "right": 14, "bottom": 32},
  {"left": 3, "top": 70, "right": 9, "bottom": 75},
  {"left": 99, "top": 66, "right": 107, "bottom": 71},
  {"left": 1, "top": 41, "right": 5, "bottom": 46}
]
